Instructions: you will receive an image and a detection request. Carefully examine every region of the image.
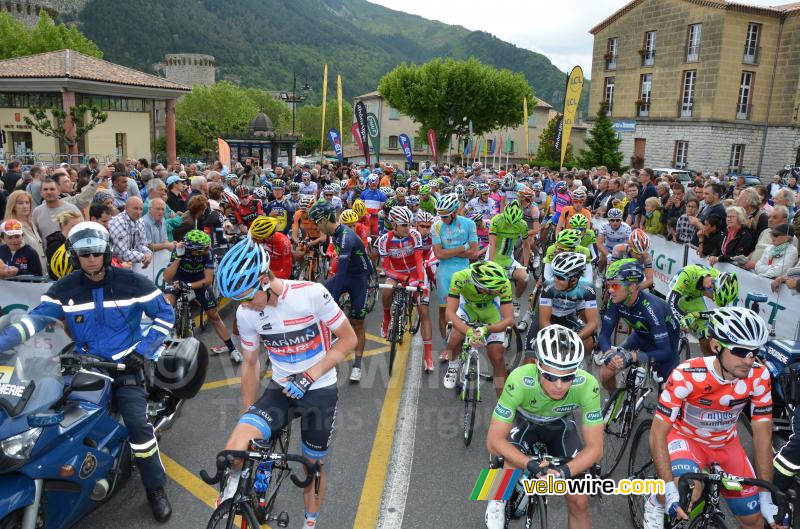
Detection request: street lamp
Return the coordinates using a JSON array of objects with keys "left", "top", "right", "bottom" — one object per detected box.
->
[{"left": 280, "top": 72, "right": 310, "bottom": 135}]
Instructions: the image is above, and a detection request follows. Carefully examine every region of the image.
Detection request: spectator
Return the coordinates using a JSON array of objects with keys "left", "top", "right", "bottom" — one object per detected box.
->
[
  {"left": 737, "top": 187, "right": 768, "bottom": 237},
  {"left": 773, "top": 188, "right": 795, "bottom": 217},
  {"left": 108, "top": 197, "right": 152, "bottom": 268},
  {"left": 43, "top": 210, "right": 82, "bottom": 277},
  {"left": 675, "top": 198, "right": 700, "bottom": 244},
  {"left": 754, "top": 223, "right": 798, "bottom": 278},
  {"left": 698, "top": 214, "right": 724, "bottom": 258},
  {"left": 642, "top": 196, "right": 664, "bottom": 235},
  {"left": 171, "top": 195, "right": 208, "bottom": 243},
  {"left": 770, "top": 174, "right": 782, "bottom": 199},
  {"left": 0, "top": 219, "right": 42, "bottom": 277},
  {"left": 755, "top": 185, "right": 773, "bottom": 215},
  {"left": 188, "top": 175, "right": 207, "bottom": 200},
  {"left": 1, "top": 161, "right": 22, "bottom": 192},
  {"left": 26, "top": 165, "right": 44, "bottom": 206},
  {"left": 635, "top": 168, "right": 658, "bottom": 225},
  {"left": 664, "top": 183, "right": 686, "bottom": 238},
  {"left": 691, "top": 183, "right": 726, "bottom": 245},
  {"left": 788, "top": 175, "right": 800, "bottom": 193},
  {"left": 54, "top": 168, "right": 97, "bottom": 211},
  {"left": 708, "top": 206, "right": 756, "bottom": 265},
  {"left": 747, "top": 205, "right": 792, "bottom": 266},
  {"left": 88, "top": 203, "right": 114, "bottom": 230},
  {"left": 623, "top": 182, "right": 639, "bottom": 225},
  {"left": 78, "top": 157, "right": 100, "bottom": 182},
  {"left": 657, "top": 182, "right": 671, "bottom": 208},
  {"left": 166, "top": 175, "right": 188, "bottom": 213},
  {"left": 110, "top": 172, "right": 131, "bottom": 209},
  {"left": 4, "top": 190, "right": 46, "bottom": 271},
  {"left": 32, "top": 179, "right": 82, "bottom": 240},
  {"left": 143, "top": 198, "right": 175, "bottom": 253}
]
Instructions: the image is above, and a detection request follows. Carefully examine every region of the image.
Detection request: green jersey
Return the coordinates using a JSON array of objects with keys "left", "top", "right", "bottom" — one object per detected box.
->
[
  {"left": 489, "top": 215, "right": 528, "bottom": 266},
  {"left": 543, "top": 244, "right": 591, "bottom": 264},
  {"left": 419, "top": 196, "right": 437, "bottom": 215},
  {"left": 448, "top": 268, "right": 513, "bottom": 306},
  {"left": 579, "top": 228, "right": 597, "bottom": 247},
  {"left": 493, "top": 363, "right": 602, "bottom": 425},
  {"left": 670, "top": 264, "right": 719, "bottom": 300}
]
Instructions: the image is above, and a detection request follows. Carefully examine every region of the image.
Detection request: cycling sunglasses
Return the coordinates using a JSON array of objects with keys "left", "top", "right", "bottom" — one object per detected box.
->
[
  {"left": 417, "top": 224, "right": 432, "bottom": 229},
  {"left": 608, "top": 219, "right": 622, "bottom": 223},
  {"left": 396, "top": 223, "right": 409, "bottom": 227},
  {"left": 553, "top": 273, "right": 577, "bottom": 282},
  {"left": 539, "top": 367, "right": 577, "bottom": 383},
  {"left": 720, "top": 342, "right": 758, "bottom": 358}
]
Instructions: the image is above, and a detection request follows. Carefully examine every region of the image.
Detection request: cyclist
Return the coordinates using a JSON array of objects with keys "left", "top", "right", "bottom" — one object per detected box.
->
[
  {"left": 287, "top": 181, "right": 302, "bottom": 210},
  {"left": 231, "top": 185, "right": 264, "bottom": 229},
  {"left": 432, "top": 193, "right": 479, "bottom": 350},
  {"left": 299, "top": 171, "right": 317, "bottom": 197},
  {"left": 518, "top": 187, "right": 541, "bottom": 240},
  {"left": 250, "top": 216, "right": 292, "bottom": 280},
  {"left": 598, "top": 259, "right": 680, "bottom": 389},
  {"left": 529, "top": 252, "right": 598, "bottom": 359},
  {"left": 608, "top": 228, "right": 654, "bottom": 290},
  {"left": 263, "top": 179, "right": 295, "bottom": 236},
  {"left": 442, "top": 260, "right": 514, "bottom": 396},
  {"left": 485, "top": 325, "right": 602, "bottom": 529},
  {"left": 340, "top": 209, "right": 369, "bottom": 248},
  {"left": 667, "top": 264, "right": 739, "bottom": 357},
  {"left": 418, "top": 184, "right": 437, "bottom": 214},
  {"left": 291, "top": 195, "right": 327, "bottom": 263},
  {"left": 645, "top": 307, "right": 777, "bottom": 529},
  {"left": 322, "top": 185, "right": 343, "bottom": 212},
  {"left": 595, "top": 208, "right": 631, "bottom": 275},
  {"left": 360, "top": 174, "right": 387, "bottom": 237},
  {"left": 415, "top": 210, "right": 438, "bottom": 289},
  {"left": 215, "top": 238, "right": 358, "bottom": 529},
  {"left": 377, "top": 206, "right": 434, "bottom": 371},
  {"left": 543, "top": 229, "right": 592, "bottom": 282},
  {"left": 567, "top": 213, "right": 597, "bottom": 256},
  {"left": 466, "top": 183, "right": 497, "bottom": 219},
  {"left": 542, "top": 180, "right": 571, "bottom": 243},
  {"left": 486, "top": 199, "right": 530, "bottom": 318},
  {"left": 500, "top": 174, "right": 522, "bottom": 208},
  {"left": 472, "top": 212, "right": 490, "bottom": 259},
  {"left": 405, "top": 195, "right": 421, "bottom": 223},
  {"left": 310, "top": 201, "right": 373, "bottom": 383},
  {"left": 556, "top": 187, "right": 591, "bottom": 234},
  {"left": 163, "top": 229, "right": 241, "bottom": 362}
]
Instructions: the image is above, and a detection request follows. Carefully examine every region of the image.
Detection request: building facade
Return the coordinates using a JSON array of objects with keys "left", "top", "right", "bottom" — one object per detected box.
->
[
  {"left": 350, "top": 91, "right": 586, "bottom": 168},
  {"left": 589, "top": 0, "right": 800, "bottom": 177}
]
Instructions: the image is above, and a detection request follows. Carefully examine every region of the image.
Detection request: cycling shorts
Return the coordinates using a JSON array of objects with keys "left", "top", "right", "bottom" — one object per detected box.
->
[
  {"left": 166, "top": 286, "right": 218, "bottom": 311},
  {"left": 525, "top": 313, "right": 583, "bottom": 359},
  {"left": 437, "top": 265, "right": 460, "bottom": 305},
  {"left": 621, "top": 332, "right": 679, "bottom": 382},
  {"left": 496, "top": 257, "right": 526, "bottom": 279},
  {"left": 456, "top": 297, "right": 504, "bottom": 344},
  {"left": 667, "top": 430, "right": 759, "bottom": 516},
  {"left": 509, "top": 413, "right": 581, "bottom": 460},
  {"left": 324, "top": 275, "right": 368, "bottom": 320},
  {"left": 239, "top": 381, "right": 338, "bottom": 460}
]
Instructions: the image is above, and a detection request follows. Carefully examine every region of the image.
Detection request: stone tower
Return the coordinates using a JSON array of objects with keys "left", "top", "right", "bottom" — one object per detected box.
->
[
  {"left": 164, "top": 54, "right": 216, "bottom": 88},
  {"left": 0, "top": 0, "right": 58, "bottom": 27}
]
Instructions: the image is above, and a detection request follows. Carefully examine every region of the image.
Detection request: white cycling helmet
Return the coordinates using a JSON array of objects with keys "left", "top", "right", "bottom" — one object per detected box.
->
[
  {"left": 415, "top": 210, "right": 435, "bottom": 224},
  {"left": 707, "top": 307, "right": 768, "bottom": 349},
  {"left": 551, "top": 252, "right": 587, "bottom": 279},
  {"left": 572, "top": 188, "right": 587, "bottom": 201},
  {"left": 389, "top": 206, "right": 414, "bottom": 225},
  {"left": 608, "top": 208, "right": 623, "bottom": 220},
  {"left": 536, "top": 324, "right": 584, "bottom": 371}
]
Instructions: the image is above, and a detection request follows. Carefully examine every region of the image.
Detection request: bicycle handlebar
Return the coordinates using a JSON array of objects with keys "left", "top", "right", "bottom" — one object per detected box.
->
[
  {"left": 678, "top": 472, "right": 793, "bottom": 523},
  {"left": 378, "top": 283, "right": 422, "bottom": 292},
  {"left": 199, "top": 449, "right": 321, "bottom": 489}
]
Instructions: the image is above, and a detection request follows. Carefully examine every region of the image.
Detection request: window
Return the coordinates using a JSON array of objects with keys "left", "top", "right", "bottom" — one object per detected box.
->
[
  {"left": 604, "top": 77, "right": 615, "bottom": 116},
  {"left": 642, "top": 31, "right": 656, "bottom": 66},
  {"left": 388, "top": 135, "right": 399, "bottom": 149},
  {"left": 606, "top": 37, "right": 618, "bottom": 70},
  {"left": 115, "top": 133, "right": 126, "bottom": 162},
  {"left": 75, "top": 95, "right": 146, "bottom": 113},
  {"left": 730, "top": 144, "right": 745, "bottom": 172},
  {"left": 0, "top": 92, "right": 61, "bottom": 109},
  {"left": 674, "top": 141, "right": 689, "bottom": 168},
  {"left": 638, "top": 74, "right": 652, "bottom": 117},
  {"left": 508, "top": 140, "right": 516, "bottom": 153},
  {"left": 680, "top": 70, "right": 696, "bottom": 117},
  {"left": 388, "top": 107, "right": 400, "bottom": 120},
  {"left": 737, "top": 71, "right": 754, "bottom": 119},
  {"left": 686, "top": 24, "right": 701, "bottom": 62},
  {"left": 413, "top": 138, "right": 425, "bottom": 152},
  {"left": 744, "top": 23, "right": 760, "bottom": 64}
]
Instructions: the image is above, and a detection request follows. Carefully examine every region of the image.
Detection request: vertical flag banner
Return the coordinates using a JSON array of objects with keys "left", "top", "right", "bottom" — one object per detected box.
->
[
  {"left": 561, "top": 65, "right": 585, "bottom": 167},
  {"left": 367, "top": 112, "right": 381, "bottom": 162},
  {"left": 351, "top": 122, "right": 365, "bottom": 160},
  {"left": 320, "top": 64, "right": 328, "bottom": 162},
  {"left": 355, "top": 101, "right": 370, "bottom": 166},
  {"left": 337, "top": 74, "right": 343, "bottom": 140},
  {"left": 398, "top": 133, "right": 413, "bottom": 166},
  {"left": 218, "top": 138, "right": 231, "bottom": 173},
  {"left": 553, "top": 115, "right": 564, "bottom": 163},
  {"left": 328, "top": 128, "right": 343, "bottom": 163},
  {"left": 427, "top": 128, "right": 438, "bottom": 166},
  {"left": 463, "top": 138, "right": 472, "bottom": 160},
  {"left": 523, "top": 97, "right": 529, "bottom": 159}
]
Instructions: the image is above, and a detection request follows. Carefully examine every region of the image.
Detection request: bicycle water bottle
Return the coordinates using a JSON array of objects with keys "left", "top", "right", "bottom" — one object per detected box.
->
[{"left": 634, "top": 366, "right": 646, "bottom": 388}]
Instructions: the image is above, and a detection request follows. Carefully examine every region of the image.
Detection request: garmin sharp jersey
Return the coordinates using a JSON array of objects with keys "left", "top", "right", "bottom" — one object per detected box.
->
[
  {"left": 488, "top": 215, "right": 528, "bottom": 266},
  {"left": 237, "top": 281, "right": 344, "bottom": 390},
  {"left": 170, "top": 249, "right": 214, "bottom": 281},
  {"left": 656, "top": 355, "right": 772, "bottom": 448},
  {"left": 598, "top": 291, "right": 679, "bottom": 354},
  {"left": 598, "top": 221, "right": 632, "bottom": 251},
  {"left": 493, "top": 363, "right": 602, "bottom": 425},
  {"left": 432, "top": 216, "right": 478, "bottom": 271},
  {"left": 448, "top": 268, "right": 512, "bottom": 306},
  {"left": 539, "top": 278, "right": 597, "bottom": 317}
]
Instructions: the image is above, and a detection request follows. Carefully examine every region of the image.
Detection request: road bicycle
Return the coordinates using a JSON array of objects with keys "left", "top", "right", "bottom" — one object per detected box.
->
[
  {"left": 297, "top": 240, "right": 328, "bottom": 282},
  {"left": 453, "top": 322, "right": 493, "bottom": 447},
  {"left": 171, "top": 284, "right": 194, "bottom": 339},
  {"left": 378, "top": 283, "right": 422, "bottom": 375}
]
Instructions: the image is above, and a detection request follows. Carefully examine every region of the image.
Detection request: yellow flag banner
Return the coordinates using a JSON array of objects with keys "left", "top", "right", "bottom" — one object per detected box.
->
[
  {"left": 523, "top": 97, "right": 529, "bottom": 159},
  {"left": 561, "top": 65, "right": 584, "bottom": 167},
  {"left": 320, "top": 64, "right": 328, "bottom": 162},
  {"left": 337, "top": 74, "right": 343, "bottom": 141}
]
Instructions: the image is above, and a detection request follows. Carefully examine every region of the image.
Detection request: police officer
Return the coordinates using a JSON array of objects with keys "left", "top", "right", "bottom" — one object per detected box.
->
[{"left": 0, "top": 221, "right": 175, "bottom": 522}]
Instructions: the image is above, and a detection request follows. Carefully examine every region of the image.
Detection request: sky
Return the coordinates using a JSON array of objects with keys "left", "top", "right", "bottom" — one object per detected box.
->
[{"left": 368, "top": 0, "right": 782, "bottom": 78}]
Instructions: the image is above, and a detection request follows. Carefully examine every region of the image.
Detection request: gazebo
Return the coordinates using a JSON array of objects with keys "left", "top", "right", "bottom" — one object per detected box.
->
[{"left": 221, "top": 113, "right": 297, "bottom": 168}]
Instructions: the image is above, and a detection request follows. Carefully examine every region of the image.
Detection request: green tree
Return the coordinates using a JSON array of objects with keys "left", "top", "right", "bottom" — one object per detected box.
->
[
  {"left": 533, "top": 114, "right": 573, "bottom": 167},
  {"left": 0, "top": 12, "right": 102, "bottom": 60},
  {"left": 295, "top": 101, "right": 353, "bottom": 148},
  {"left": 242, "top": 88, "right": 292, "bottom": 134},
  {"left": 378, "top": 58, "right": 535, "bottom": 156},
  {"left": 578, "top": 101, "right": 623, "bottom": 172},
  {"left": 24, "top": 104, "right": 107, "bottom": 153}
]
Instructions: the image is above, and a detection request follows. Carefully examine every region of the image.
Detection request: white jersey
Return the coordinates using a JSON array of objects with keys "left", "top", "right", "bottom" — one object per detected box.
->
[
  {"left": 598, "top": 221, "right": 632, "bottom": 251},
  {"left": 466, "top": 197, "right": 497, "bottom": 219},
  {"left": 237, "top": 281, "right": 345, "bottom": 390}
]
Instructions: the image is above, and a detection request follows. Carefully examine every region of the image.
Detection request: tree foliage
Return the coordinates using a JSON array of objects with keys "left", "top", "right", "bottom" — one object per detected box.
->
[
  {"left": 241, "top": 88, "right": 292, "bottom": 133},
  {"left": 24, "top": 104, "right": 108, "bottom": 150},
  {"left": 295, "top": 101, "right": 353, "bottom": 148},
  {"left": 0, "top": 12, "right": 102, "bottom": 61},
  {"left": 378, "top": 58, "right": 535, "bottom": 157},
  {"left": 578, "top": 101, "right": 623, "bottom": 172},
  {"left": 533, "top": 114, "right": 573, "bottom": 167}
]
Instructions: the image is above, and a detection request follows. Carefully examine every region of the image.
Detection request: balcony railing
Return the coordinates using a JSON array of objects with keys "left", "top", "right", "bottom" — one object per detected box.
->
[
  {"left": 685, "top": 45, "right": 700, "bottom": 63},
  {"left": 637, "top": 99, "right": 650, "bottom": 117},
  {"left": 743, "top": 46, "right": 760, "bottom": 64},
  {"left": 639, "top": 48, "right": 655, "bottom": 67},
  {"left": 605, "top": 57, "right": 617, "bottom": 70},
  {"left": 678, "top": 99, "right": 694, "bottom": 118},
  {"left": 736, "top": 103, "right": 752, "bottom": 120}
]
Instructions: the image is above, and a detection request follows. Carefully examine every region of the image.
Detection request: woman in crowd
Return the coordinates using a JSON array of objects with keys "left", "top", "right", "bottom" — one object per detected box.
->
[
  {"left": 44, "top": 210, "right": 83, "bottom": 277},
  {"left": 3, "top": 190, "right": 46, "bottom": 271},
  {"left": 708, "top": 206, "right": 755, "bottom": 265},
  {"left": 642, "top": 196, "right": 664, "bottom": 235},
  {"left": 737, "top": 187, "right": 768, "bottom": 237}
]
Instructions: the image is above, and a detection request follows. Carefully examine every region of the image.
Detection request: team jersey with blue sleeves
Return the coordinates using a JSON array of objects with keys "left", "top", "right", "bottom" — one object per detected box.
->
[{"left": 432, "top": 216, "right": 478, "bottom": 271}]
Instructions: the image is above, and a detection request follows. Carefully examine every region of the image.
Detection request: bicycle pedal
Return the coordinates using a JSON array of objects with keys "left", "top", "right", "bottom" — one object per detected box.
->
[{"left": 277, "top": 511, "right": 289, "bottom": 527}]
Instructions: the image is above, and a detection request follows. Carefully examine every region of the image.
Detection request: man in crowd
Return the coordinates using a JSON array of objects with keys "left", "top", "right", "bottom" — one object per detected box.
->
[
  {"left": 143, "top": 198, "right": 175, "bottom": 254},
  {"left": 33, "top": 178, "right": 83, "bottom": 240},
  {"left": 2, "top": 160, "right": 23, "bottom": 191},
  {"left": 109, "top": 197, "right": 152, "bottom": 268}
]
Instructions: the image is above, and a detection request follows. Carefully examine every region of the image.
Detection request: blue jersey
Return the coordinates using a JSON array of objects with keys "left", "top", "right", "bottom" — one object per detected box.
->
[
  {"left": 326, "top": 224, "right": 373, "bottom": 298},
  {"left": 432, "top": 216, "right": 478, "bottom": 271},
  {"left": 263, "top": 199, "right": 295, "bottom": 236},
  {"left": 359, "top": 188, "right": 387, "bottom": 212}
]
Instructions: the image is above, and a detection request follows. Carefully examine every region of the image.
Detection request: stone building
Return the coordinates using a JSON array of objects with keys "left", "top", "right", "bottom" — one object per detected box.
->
[
  {"left": 589, "top": 0, "right": 800, "bottom": 177},
  {"left": 0, "top": 0, "right": 57, "bottom": 26},
  {"left": 163, "top": 54, "right": 216, "bottom": 88}
]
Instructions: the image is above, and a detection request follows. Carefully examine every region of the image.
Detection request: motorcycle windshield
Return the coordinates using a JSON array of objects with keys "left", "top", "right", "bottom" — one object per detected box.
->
[{"left": 0, "top": 314, "right": 68, "bottom": 417}]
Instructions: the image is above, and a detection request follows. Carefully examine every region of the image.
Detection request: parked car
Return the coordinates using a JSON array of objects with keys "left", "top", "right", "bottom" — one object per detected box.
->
[{"left": 653, "top": 168, "right": 692, "bottom": 190}]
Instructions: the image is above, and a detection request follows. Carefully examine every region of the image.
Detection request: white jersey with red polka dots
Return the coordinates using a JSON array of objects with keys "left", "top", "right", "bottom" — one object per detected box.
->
[
  {"left": 237, "top": 281, "right": 345, "bottom": 390},
  {"left": 656, "top": 355, "right": 772, "bottom": 448}
]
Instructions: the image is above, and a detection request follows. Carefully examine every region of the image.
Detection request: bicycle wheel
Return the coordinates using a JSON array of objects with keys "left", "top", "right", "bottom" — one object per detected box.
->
[
  {"left": 600, "top": 387, "right": 634, "bottom": 478},
  {"left": 207, "top": 499, "right": 260, "bottom": 529},
  {"left": 679, "top": 336, "right": 691, "bottom": 361},
  {"left": 388, "top": 301, "right": 402, "bottom": 375},
  {"left": 365, "top": 273, "right": 378, "bottom": 313},
  {"left": 407, "top": 298, "right": 421, "bottom": 336},
  {"left": 627, "top": 419, "right": 655, "bottom": 529},
  {"left": 506, "top": 326, "right": 525, "bottom": 372},
  {"left": 177, "top": 302, "right": 191, "bottom": 339},
  {"left": 462, "top": 354, "right": 478, "bottom": 447},
  {"left": 687, "top": 513, "right": 730, "bottom": 529},
  {"left": 528, "top": 495, "right": 547, "bottom": 529}
]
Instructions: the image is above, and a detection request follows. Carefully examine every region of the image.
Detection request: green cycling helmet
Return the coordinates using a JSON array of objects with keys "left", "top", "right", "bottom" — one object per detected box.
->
[
  {"left": 556, "top": 229, "right": 580, "bottom": 249},
  {"left": 184, "top": 229, "right": 211, "bottom": 250},
  {"left": 503, "top": 200, "right": 523, "bottom": 224},
  {"left": 713, "top": 272, "right": 739, "bottom": 307},
  {"left": 568, "top": 213, "right": 588, "bottom": 230},
  {"left": 470, "top": 260, "right": 508, "bottom": 292},
  {"left": 605, "top": 258, "right": 644, "bottom": 283},
  {"left": 419, "top": 184, "right": 431, "bottom": 195}
]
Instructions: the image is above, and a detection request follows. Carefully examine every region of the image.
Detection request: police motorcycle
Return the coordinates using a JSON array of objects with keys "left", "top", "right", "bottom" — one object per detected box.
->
[{"left": 0, "top": 314, "right": 208, "bottom": 528}]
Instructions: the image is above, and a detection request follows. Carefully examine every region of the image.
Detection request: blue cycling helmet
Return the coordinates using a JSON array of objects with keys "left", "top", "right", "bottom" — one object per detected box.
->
[{"left": 215, "top": 238, "right": 270, "bottom": 301}]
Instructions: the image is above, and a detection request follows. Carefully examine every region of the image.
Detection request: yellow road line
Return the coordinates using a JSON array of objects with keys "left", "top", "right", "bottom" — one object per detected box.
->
[
  {"left": 162, "top": 452, "right": 219, "bottom": 509},
  {"left": 352, "top": 336, "right": 410, "bottom": 529},
  {"left": 364, "top": 332, "right": 389, "bottom": 345}
]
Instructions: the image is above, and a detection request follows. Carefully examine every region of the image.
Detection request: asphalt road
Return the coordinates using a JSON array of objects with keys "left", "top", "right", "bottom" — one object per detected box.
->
[{"left": 74, "top": 288, "right": 756, "bottom": 529}]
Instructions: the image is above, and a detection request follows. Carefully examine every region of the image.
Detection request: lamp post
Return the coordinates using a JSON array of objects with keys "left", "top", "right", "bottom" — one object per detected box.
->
[{"left": 280, "top": 72, "right": 310, "bottom": 135}]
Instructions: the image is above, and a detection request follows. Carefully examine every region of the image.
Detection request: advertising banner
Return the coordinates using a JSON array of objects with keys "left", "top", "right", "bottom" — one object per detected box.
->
[
  {"left": 367, "top": 112, "right": 380, "bottom": 162},
  {"left": 328, "top": 128, "right": 343, "bottom": 163},
  {"left": 427, "top": 128, "right": 438, "bottom": 166},
  {"left": 398, "top": 134, "right": 413, "bottom": 166},
  {"left": 355, "top": 101, "right": 370, "bottom": 166},
  {"left": 561, "top": 65, "right": 585, "bottom": 167}
]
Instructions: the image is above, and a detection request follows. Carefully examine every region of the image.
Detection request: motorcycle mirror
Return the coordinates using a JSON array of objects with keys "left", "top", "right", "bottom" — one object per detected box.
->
[{"left": 28, "top": 410, "right": 65, "bottom": 427}]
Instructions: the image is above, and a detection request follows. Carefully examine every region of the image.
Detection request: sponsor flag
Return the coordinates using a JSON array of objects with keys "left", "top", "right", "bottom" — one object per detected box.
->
[
  {"left": 523, "top": 97, "right": 529, "bottom": 159},
  {"left": 367, "top": 112, "right": 380, "bottom": 162},
  {"left": 553, "top": 115, "right": 564, "bottom": 163},
  {"left": 320, "top": 64, "right": 328, "bottom": 162},
  {"left": 427, "top": 128, "right": 438, "bottom": 166},
  {"left": 337, "top": 74, "right": 343, "bottom": 140},
  {"left": 355, "top": 101, "right": 370, "bottom": 166},
  {"left": 217, "top": 138, "right": 231, "bottom": 173},
  {"left": 493, "top": 136, "right": 499, "bottom": 156},
  {"left": 351, "top": 122, "right": 365, "bottom": 159},
  {"left": 561, "top": 66, "right": 585, "bottom": 167},
  {"left": 470, "top": 469, "right": 523, "bottom": 501},
  {"left": 463, "top": 138, "right": 472, "bottom": 159},
  {"left": 328, "top": 128, "right": 343, "bottom": 163},
  {"left": 504, "top": 135, "right": 512, "bottom": 154},
  {"left": 472, "top": 138, "right": 480, "bottom": 160},
  {"left": 398, "top": 133, "right": 413, "bottom": 166}
]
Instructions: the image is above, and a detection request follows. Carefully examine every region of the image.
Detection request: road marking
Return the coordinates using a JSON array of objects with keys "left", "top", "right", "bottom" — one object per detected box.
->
[
  {"left": 352, "top": 336, "right": 412, "bottom": 529},
  {"left": 162, "top": 452, "right": 219, "bottom": 509},
  {"left": 365, "top": 332, "right": 389, "bottom": 345},
  {"left": 377, "top": 333, "right": 422, "bottom": 529}
]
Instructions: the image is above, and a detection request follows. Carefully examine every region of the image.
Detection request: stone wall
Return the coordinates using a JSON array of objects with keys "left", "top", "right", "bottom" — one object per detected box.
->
[
  {"left": 0, "top": 0, "right": 57, "bottom": 26},
  {"left": 163, "top": 54, "right": 216, "bottom": 88}
]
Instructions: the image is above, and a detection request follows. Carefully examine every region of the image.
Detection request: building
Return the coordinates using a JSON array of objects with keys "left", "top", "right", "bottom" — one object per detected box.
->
[
  {"left": 221, "top": 112, "right": 297, "bottom": 168},
  {"left": 0, "top": 49, "right": 190, "bottom": 165},
  {"left": 163, "top": 54, "right": 217, "bottom": 88},
  {"left": 589, "top": 0, "right": 800, "bottom": 177},
  {"left": 0, "top": 0, "right": 57, "bottom": 27},
  {"left": 348, "top": 91, "right": 586, "bottom": 168}
]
